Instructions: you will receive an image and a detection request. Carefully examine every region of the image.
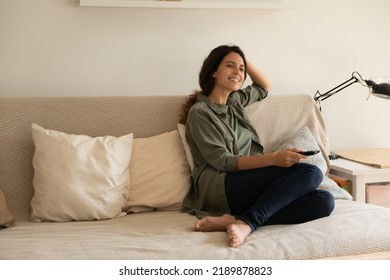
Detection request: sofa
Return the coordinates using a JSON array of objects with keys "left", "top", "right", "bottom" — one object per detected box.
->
[{"left": 1, "top": 93, "right": 390, "bottom": 260}]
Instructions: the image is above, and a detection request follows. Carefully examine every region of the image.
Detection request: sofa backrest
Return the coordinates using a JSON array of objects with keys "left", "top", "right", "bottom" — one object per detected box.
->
[
  {"left": 0, "top": 96, "right": 187, "bottom": 221},
  {"left": 0, "top": 94, "right": 329, "bottom": 221}
]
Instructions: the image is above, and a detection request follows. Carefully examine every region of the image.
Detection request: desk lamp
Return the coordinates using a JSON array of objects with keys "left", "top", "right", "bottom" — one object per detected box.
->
[
  {"left": 314, "top": 72, "right": 390, "bottom": 160},
  {"left": 314, "top": 71, "right": 390, "bottom": 102}
]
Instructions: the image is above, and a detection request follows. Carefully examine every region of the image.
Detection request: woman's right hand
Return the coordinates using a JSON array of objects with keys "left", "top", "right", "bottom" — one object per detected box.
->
[
  {"left": 271, "top": 149, "right": 307, "bottom": 167},
  {"left": 236, "top": 149, "right": 307, "bottom": 171}
]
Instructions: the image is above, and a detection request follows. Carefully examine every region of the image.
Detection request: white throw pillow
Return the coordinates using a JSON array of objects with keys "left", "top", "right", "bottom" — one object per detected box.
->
[
  {"left": 276, "top": 126, "right": 352, "bottom": 200},
  {"left": 177, "top": 123, "right": 194, "bottom": 173},
  {"left": 31, "top": 123, "right": 133, "bottom": 222},
  {"left": 275, "top": 126, "right": 327, "bottom": 173},
  {"left": 126, "top": 130, "right": 191, "bottom": 213}
]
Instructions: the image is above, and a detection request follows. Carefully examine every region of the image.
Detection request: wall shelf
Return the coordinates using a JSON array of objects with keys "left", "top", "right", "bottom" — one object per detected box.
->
[{"left": 79, "top": 0, "right": 292, "bottom": 10}]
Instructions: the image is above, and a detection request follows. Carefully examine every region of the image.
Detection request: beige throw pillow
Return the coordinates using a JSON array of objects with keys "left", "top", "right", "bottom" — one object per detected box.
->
[
  {"left": 126, "top": 130, "right": 191, "bottom": 213},
  {"left": 31, "top": 124, "right": 133, "bottom": 222}
]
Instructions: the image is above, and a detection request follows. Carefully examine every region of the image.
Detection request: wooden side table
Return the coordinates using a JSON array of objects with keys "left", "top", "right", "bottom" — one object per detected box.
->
[{"left": 329, "top": 158, "right": 390, "bottom": 203}]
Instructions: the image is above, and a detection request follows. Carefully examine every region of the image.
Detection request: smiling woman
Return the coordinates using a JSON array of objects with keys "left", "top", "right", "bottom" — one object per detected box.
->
[{"left": 179, "top": 44, "right": 335, "bottom": 248}]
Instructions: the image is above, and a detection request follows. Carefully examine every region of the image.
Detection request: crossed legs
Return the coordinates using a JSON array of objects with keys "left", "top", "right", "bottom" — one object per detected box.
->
[{"left": 194, "top": 164, "right": 334, "bottom": 248}]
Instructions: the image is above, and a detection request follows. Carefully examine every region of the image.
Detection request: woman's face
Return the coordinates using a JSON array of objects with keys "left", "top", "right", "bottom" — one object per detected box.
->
[{"left": 212, "top": 52, "right": 245, "bottom": 93}]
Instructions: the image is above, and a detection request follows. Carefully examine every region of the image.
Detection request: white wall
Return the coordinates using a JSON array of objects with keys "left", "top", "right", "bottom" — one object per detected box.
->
[{"left": 1, "top": 0, "right": 390, "bottom": 150}]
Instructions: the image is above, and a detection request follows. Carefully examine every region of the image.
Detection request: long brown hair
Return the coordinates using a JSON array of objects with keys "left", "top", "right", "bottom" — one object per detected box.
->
[{"left": 179, "top": 45, "right": 247, "bottom": 124}]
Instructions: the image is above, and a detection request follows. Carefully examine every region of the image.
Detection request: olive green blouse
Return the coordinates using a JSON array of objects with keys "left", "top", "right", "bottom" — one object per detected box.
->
[{"left": 182, "top": 83, "right": 268, "bottom": 218}]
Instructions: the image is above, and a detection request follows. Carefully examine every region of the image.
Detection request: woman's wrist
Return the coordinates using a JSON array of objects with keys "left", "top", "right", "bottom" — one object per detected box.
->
[{"left": 237, "top": 154, "right": 274, "bottom": 171}]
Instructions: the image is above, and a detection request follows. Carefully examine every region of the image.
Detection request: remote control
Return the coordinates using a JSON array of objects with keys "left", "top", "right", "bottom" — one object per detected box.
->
[{"left": 299, "top": 150, "right": 320, "bottom": 156}]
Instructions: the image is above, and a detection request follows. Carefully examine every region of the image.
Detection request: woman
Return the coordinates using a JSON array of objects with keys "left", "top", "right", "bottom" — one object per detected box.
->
[{"left": 180, "top": 45, "right": 334, "bottom": 248}]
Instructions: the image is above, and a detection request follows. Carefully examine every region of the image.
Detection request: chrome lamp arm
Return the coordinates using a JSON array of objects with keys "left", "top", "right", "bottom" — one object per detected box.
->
[{"left": 313, "top": 71, "right": 390, "bottom": 102}]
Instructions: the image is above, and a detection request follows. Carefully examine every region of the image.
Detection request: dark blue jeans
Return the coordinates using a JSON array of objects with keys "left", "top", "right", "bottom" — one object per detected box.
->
[{"left": 225, "top": 163, "right": 335, "bottom": 232}]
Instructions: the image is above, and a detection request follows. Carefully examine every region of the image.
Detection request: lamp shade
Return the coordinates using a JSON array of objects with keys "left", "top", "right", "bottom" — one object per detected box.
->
[{"left": 365, "top": 79, "right": 390, "bottom": 99}]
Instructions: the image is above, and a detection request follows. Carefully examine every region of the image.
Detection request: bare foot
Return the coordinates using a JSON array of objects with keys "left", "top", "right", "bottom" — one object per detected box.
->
[
  {"left": 194, "top": 214, "right": 236, "bottom": 232},
  {"left": 227, "top": 220, "right": 252, "bottom": 248}
]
